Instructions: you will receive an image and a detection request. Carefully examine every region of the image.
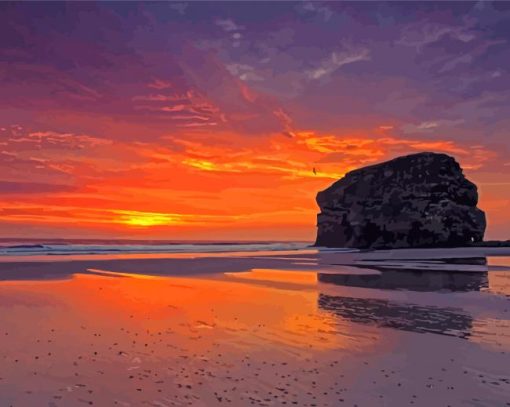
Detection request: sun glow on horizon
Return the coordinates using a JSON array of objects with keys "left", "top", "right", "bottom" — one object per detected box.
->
[{"left": 115, "top": 210, "right": 183, "bottom": 227}]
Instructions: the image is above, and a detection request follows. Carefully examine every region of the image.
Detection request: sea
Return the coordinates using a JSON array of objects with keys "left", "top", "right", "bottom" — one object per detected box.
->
[{"left": 0, "top": 238, "right": 313, "bottom": 257}]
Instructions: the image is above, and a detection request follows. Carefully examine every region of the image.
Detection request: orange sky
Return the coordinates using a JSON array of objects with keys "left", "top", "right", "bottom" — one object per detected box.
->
[
  {"left": 0, "top": 125, "right": 507, "bottom": 241},
  {"left": 1, "top": 2, "right": 509, "bottom": 241}
]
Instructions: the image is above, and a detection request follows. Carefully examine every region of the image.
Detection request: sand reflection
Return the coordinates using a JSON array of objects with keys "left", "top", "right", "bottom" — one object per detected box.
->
[{"left": 0, "top": 253, "right": 509, "bottom": 406}]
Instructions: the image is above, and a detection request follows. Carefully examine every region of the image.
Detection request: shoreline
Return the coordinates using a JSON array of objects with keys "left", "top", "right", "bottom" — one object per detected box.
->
[{"left": 0, "top": 246, "right": 508, "bottom": 282}]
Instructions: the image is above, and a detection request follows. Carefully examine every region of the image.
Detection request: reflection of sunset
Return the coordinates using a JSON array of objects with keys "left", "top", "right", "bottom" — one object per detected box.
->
[
  {"left": 226, "top": 269, "right": 318, "bottom": 286},
  {"left": 470, "top": 317, "right": 510, "bottom": 351},
  {"left": 0, "top": 267, "right": 390, "bottom": 406},
  {"left": 0, "top": 273, "right": 377, "bottom": 352},
  {"left": 485, "top": 258, "right": 510, "bottom": 297}
]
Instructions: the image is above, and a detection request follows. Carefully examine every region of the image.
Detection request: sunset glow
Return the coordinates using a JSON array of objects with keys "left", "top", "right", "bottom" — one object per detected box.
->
[
  {"left": 115, "top": 210, "right": 183, "bottom": 227},
  {"left": 1, "top": 2, "right": 509, "bottom": 240},
  {"left": 1, "top": 5, "right": 510, "bottom": 407}
]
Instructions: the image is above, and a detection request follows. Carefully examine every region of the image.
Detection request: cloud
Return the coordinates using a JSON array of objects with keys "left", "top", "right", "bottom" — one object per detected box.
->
[
  {"left": 379, "top": 125, "right": 394, "bottom": 131},
  {"left": 398, "top": 20, "right": 476, "bottom": 50},
  {"left": 0, "top": 181, "right": 75, "bottom": 194},
  {"left": 9, "top": 131, "right": 110, "bottom": 150},
  {"left": 400, "top": 119, "right": 465, "bottom": 134},
  {"left": 179, "top": 121, "right": 218, "bottom": 128},
  {"left": 215, "top": 18, "right": 246, "bottom": 47},
  {"left": 298, "top": 2, "right": 333, "bottom": 21},
  {"left": 307, "top": 47, "right": 370, "bottom": 80},
  {"left": 148, "top": 79, "right": 173, "bottom": 90},
  {"left": 273, "top": 108, "right": 297, "bottom": 138},
  {"left": 169, "top": 2, "right": 188, "bottom": 15},
  {"left": 215, "top": 18, "right": 244, "bottom": 33},
  {"left": 437, "top": 38, "right": 506, "bottom": 74},
  {"left": 168, "top": 130, "right": 494, "bottom": 183},
  {"left": 226, "top": 64, "right": 264, "bottom": 82},
  {"left": 132, "top": 87, "right": 224, "bottom": 128},
  {"left": 0, "top": 126, "right": 141, "bottom": 186}
]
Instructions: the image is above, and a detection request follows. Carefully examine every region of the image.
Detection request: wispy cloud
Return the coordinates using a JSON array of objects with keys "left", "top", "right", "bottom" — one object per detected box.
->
[
  {"left": 148, "top": 79, "right": 173, "bottom": 90},
  {"left": 215, "top": 18, "right": 245, "bottom": 33},
  {"left": 226, "top": 64, "right": 264, "bottom": 82},
  {"left": 10, "top": 131, "right": 111, "bottom": 149},
  {"left": 132, "top": 87, "right": 224, "bottom": 127},
  {"left": 398, "top": 20, "right": 476, "bottom": 50},
  {"left": 307, "top": 47, "right": 370, "bottom": 80},
  {"left": 215, "top": 18, "right": 245, "bottom": 47},
  {"left": 400, "top": 119, "right": 465, "bottom": 134},
  {"left": 298, "top": 2, "right": 333, "bottom": 22},
  {"left": 169, "top": 2, "right": 188, "bottom": 16}
]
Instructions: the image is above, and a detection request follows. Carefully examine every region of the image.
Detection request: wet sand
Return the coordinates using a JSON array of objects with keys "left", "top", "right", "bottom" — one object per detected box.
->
[{"left": 0, "top": 248, "right": 509, "bottom": 406}]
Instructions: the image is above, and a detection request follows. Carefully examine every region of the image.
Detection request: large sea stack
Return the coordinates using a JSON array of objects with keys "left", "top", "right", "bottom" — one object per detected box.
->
[{"left": 315, "top": 152, "right": 486, "bottom": 249}]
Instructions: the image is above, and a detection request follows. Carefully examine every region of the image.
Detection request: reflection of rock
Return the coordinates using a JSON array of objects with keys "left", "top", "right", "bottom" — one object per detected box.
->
[
  {"left": 315, "top": 152, "right": 486, "bottom": 249},
  {"left": 356, "top": 256, "right": 489, "bottom": 271},
  {"left": 319, "top": 257, "right": 489, "bottom": 292},
  {"left": 318, "top": 294, "right": 472, "bottom": 338},
  {"left": 319, "top": 269, "right": 488, "bottom": 292}
]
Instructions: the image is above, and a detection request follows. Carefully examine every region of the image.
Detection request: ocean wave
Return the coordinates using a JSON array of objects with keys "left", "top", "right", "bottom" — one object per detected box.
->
[
  {"left": 4, "top": 244, "right": 47, "bottom": 249},
  {"left": 0, "top": 241, "right": 312, "bottom": 257}
]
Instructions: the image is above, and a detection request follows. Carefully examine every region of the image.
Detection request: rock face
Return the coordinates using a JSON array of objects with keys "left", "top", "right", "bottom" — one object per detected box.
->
[{"left": 315, "top": 152, "right": 486, "bottom": 249}]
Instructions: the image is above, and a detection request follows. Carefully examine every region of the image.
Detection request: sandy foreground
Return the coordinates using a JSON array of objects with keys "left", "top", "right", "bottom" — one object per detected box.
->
[{"left": 0, "top": 247, "right": 509, "bottom": 406}]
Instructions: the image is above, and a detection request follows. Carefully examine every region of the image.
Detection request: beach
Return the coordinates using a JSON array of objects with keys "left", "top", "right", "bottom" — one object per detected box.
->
[{"left": 0, "top": 245, "right": 509, "bottom": 406}]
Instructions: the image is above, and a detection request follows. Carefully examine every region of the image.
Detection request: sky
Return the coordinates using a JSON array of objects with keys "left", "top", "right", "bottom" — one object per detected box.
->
[{"left": 1, "top": 1, "right": 510, "bottom": 241}]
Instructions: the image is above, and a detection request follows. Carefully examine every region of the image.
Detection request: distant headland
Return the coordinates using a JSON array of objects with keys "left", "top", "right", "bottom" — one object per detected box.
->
[{"left": 314, "top": 152, "right": 492, "bottom": 249}]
